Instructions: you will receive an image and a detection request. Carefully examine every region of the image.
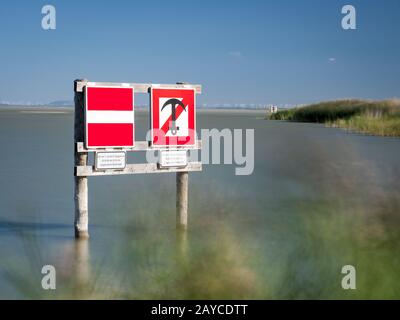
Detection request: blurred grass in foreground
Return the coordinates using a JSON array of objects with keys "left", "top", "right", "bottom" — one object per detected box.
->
[
  {"left": 3, "top": 187, "right": 400, "bottom": 299},
  {"left": 269, "top": 99, "right": 400, "bottom": 136}
]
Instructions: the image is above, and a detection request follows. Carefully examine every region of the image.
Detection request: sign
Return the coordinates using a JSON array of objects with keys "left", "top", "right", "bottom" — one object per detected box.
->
[
  {"left": 95, "top": 151, "right": 126, "bottom": 170},
  {"left": 150, "top": 87, "right": 196, "bottom": 147},
  {"left": 85, "top": 86, "right": 135, "bottom": 149},
  {"left": 159, "top": 150, "right": 188, "bottom": 168}
]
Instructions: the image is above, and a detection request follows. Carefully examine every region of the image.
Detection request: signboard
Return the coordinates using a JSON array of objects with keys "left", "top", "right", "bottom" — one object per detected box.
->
[
  {"left": 159, "top": 150, "right": 188, "bottom": 168},
  {"left": 95, "top": 151, "right": 126, "bottom": 170},
  {"left": 85, "top": 86, "right": 135, "bottom": 149},
  {"left": 150, "top": 87, "right": 196, "bottom": 147}
]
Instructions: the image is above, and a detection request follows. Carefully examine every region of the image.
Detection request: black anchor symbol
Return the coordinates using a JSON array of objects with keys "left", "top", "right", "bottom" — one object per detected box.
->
[{"left": 161, "top": 98, "right": 187, "bottom": 135}]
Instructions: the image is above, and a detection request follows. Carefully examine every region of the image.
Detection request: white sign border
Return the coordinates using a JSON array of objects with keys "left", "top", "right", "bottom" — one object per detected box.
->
[
  {"left": 84, "top": 85, "right": 135, "bottom": 150},
  {"left": 150, "top": 86, "right": 197, "bottom": 149}
]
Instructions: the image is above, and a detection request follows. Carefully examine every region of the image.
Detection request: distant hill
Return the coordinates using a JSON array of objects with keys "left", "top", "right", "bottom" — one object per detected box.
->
[
  {"left": 0, "top": 100, "right": 74, "bottom": 107},
  {"left": 47, "top": 100, "right": 74, "bottom": 107},
  {"left": 0, "top": 99, "right": 282, "bottom": 110}
]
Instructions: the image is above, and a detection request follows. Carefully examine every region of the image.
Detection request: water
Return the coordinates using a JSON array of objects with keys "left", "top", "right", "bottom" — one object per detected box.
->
[{"left": 0, "top": 108, "right": 399, "bottom": 299}]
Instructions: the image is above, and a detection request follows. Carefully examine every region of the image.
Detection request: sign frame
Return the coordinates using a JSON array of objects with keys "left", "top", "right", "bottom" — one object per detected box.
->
[
  {"left": 74, "top": 80, "right": 203, "bottom": 237},
  {"left": 150, "top": 86, "right": 197, "bottom": 149}
]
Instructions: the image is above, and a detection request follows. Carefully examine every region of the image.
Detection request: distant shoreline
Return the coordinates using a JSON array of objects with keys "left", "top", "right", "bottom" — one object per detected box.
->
[
  {"left": 268, "top": 99, "right": 400, "bottom": 137},
  {"left": 0, "top": 106, "right": 266, "bottom": 114},
  {"left": 0, "top": 105, "right": 73, "bottom": 111}
]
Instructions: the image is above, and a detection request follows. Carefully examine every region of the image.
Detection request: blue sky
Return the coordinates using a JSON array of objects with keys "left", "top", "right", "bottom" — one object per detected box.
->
[{"left": 0, "top": 0, "right": 399, "bottom": 106}]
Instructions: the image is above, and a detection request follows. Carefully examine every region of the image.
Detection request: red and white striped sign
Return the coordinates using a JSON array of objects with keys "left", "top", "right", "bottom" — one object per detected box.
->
[
  {"left": 85, "top": 86, "right": 135, "bottom": 149},
  {"left": 150, "top": 87, "right": 196, "bottom": 147}
]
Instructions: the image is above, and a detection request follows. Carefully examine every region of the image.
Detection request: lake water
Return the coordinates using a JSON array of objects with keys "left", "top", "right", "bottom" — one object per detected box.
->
[{"left": 0, "top": 108, "right": 399, "bottom": 299}]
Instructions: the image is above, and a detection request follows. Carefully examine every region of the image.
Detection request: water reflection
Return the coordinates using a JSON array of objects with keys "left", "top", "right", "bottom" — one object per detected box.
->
[
  {"left": 59, "top": 239, "right": 91, "bottom": 297},
  {"left": 175, "top": 229, "right": 188, "bottom": 266}
]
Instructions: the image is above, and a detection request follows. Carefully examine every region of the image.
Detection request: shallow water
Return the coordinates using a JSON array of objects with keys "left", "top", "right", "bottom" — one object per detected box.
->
[{"left": 0, "top": 108, "right": 399, "bottom": 299}]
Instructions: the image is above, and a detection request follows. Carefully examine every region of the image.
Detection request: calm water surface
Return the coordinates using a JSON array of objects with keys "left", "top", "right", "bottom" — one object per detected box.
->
[{"left": 0, "top": 108, "right": 399, "bottom": 299}]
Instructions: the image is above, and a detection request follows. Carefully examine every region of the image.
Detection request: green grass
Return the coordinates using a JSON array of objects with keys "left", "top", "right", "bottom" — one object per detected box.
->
[{"left": 268, "top": 99, "right": 400, "bottom": 136}]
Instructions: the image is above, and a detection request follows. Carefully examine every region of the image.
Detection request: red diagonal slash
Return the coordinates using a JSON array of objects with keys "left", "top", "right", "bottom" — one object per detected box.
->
[{"left": 160, "top": 99, "right": 187, "bottom": 134}]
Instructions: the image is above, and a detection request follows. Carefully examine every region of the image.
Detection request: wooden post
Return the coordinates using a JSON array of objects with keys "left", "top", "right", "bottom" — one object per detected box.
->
[
  {"left": 176, "top": 171, "right": 189, "bottom": 230},
  {"left": 74, "top": 79, "right": 89, "bottom": 239}
]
